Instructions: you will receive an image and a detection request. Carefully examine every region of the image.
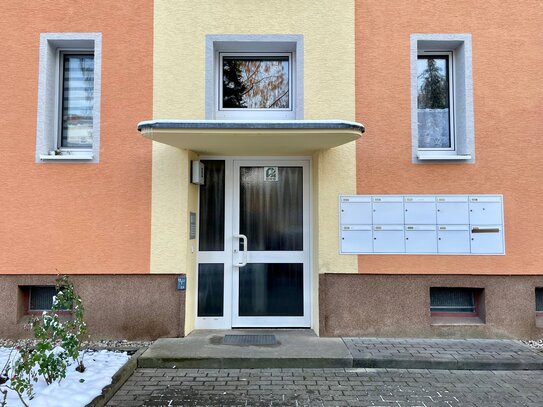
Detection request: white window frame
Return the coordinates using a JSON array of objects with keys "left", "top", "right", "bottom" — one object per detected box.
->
[
  {"left": 217, "top": 52, "right": 294, "bottom": 118},
  {"left": 55, "top": 49, "right": 95, "bottom": 154},
  {"left": 36, "top": 33, "right": 102, "bottom": 163},
  {"left": 416, "top": 51, "right": 456, "bottom": 153},
  {"left": 205, "top": 35, "right": 304, "bottom": 120},
  {"left": 410, "top": 34, "right": 474, "bottom": 163}
]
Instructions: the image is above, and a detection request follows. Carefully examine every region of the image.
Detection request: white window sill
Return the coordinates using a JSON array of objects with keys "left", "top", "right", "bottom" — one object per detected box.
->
[
  {"left": 417, "top": 152, "right": 472, "bottom": 161},
  {"left": 40, "top": 153, "right": 94, "bottom": 161},
  {"left": 431, "top": 316, "right": 484, "bottom": 326}
]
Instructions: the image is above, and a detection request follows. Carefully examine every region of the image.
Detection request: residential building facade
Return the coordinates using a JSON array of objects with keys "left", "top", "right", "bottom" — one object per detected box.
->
[{"left": 1, "top": 0, "right": 542, "bottom": 339}]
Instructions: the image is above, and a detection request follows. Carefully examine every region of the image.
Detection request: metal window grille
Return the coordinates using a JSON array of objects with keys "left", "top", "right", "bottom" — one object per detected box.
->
[
  {"left": 536, "top": 288, "right": 543, "bottom": 312},
  {"left": 430, "top": 287, "right": 476, "bottom": 313},
  {"left": 29, "top": 286, "right": 58, "bottom": 311}
]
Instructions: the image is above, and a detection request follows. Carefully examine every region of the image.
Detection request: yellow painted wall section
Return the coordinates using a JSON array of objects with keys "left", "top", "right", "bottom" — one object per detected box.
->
[{"left": 151, "top": 0, "right": 358, "bottom": 331}]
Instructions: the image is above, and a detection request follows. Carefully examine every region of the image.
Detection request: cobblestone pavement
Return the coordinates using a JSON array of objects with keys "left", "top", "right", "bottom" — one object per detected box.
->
[
  {"left": 343, "top": 338, "right": 543, "bottom": 369},
  {"left": 107, "top": 368, "right": 543, "bottom": 407}
]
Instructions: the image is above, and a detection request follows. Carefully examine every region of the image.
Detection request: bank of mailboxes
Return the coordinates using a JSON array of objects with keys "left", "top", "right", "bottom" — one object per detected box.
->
[{"left": 339, "top": 195, "right": 504, "bottom": 255}]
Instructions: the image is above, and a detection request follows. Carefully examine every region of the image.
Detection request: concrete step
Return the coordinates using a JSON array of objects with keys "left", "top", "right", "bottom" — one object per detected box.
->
[{"left": 138, "top": 330, "right": 353, "bottom": 369}]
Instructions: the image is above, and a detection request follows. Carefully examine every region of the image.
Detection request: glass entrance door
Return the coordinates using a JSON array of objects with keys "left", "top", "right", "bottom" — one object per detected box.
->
[{"left": 232, "top": 160, "right": 310, "bottom": 327}]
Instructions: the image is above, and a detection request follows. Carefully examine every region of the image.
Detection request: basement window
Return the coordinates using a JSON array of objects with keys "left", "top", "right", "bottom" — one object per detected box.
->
[
  {"left": 536, "top": 288, "right": 543, "bottom": 328},
  {"left": 430, "top": 287, "right": 484, "bottom": 325},
  {"left": 21, "top": 286, "right": 70, "bottom": 313}
]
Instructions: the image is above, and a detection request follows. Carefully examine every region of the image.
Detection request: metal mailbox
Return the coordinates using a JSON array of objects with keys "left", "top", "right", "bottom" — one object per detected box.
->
[
  {"left": 372, "top": 196, "right": 404, "bottom": 224},
  {"left": 469, "top": 196, "right": 503, "bottom": 225},
  {"left": 340, "top": 225, "right": 373, "bottom": 254},
  {"left": 404, "top": 196, "right": 437, "bottom": 224},
  {"left": 436, "top": 196, "right": 470, "bottom": 225},
  {"left": 340, "top": 196, "right": 372, "bottom": 225},
  {"left": 470, "top": 225, "right": 504, "bottom": 254},
  {"left": 437, "top": 225, "right": 471, "bottom": 254},
  {"left": 339, "top": 195, "right": 504, "bottom": 255},
  {"left": 373, "top": 225, "right": 405, "bottom": 253},
  {"left": 405, "top": 225, "right": 438, "bottom": 253}
]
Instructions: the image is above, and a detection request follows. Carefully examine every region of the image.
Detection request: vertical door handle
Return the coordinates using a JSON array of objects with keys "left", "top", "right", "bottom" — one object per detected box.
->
[{"left": 234, "top": 234, "right": 248, "bottom": 267}]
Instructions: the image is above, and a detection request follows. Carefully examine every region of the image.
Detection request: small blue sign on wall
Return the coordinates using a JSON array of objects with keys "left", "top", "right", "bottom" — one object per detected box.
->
[{"left": 177, "top": 275, "right": 186, "bottom": 290}]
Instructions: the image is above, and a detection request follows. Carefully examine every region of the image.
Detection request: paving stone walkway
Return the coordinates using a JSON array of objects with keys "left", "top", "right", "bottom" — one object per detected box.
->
[
  {"left": 107, "top": 367, "right": 543, "bottom": 406},
  {"left": 343, "top": 338, "right": 543, "bottom": 370}
]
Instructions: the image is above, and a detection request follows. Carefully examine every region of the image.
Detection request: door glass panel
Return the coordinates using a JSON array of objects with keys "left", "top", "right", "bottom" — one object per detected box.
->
[
  {"left": 198, "top": 264, "right": 224, "bottom": 317},
  {"left": 239, "top": 263, "right": 303, "bottom": 317},
  {"left": 239, "top": 166, "right": 303, "bottom": 251},
  {"left": 199, "top": 160, "right": 225, "bottom": 251}
]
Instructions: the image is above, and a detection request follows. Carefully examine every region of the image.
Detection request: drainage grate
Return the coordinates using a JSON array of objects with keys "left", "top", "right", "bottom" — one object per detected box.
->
[{"left": 223, "top": 334, "right": 277, "bottom": 346}]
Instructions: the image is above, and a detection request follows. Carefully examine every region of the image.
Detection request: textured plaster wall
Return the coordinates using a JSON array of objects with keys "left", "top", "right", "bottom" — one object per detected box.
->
[
  {"left": 0, "top": 275, "right": 184, "bottom": 340},
  {"left": 153, "top": 0, "right": 358, "bottom": 331},
  {"left": 320, "top": 274, "right": 543, "bottom": 339},
  {"left": 355, "top": 0, "right": 543, "bottom": 275},
  {"left": 0, "top": 1, "right": 153, "bottom": 275}
]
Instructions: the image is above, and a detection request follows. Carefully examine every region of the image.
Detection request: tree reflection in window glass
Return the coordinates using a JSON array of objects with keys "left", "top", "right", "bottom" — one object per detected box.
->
[
  {"left": 417, "top": 56, "right": 451, "bottom": 148},
  {"left": 222, "top": 56, "right": 289, "bottom": 109}
]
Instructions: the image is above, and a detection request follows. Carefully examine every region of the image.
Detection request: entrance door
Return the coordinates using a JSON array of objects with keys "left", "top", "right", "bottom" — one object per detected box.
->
[
  {"left": 232, "top": 160, "right": 310, "bottom": 327},
  {"left": 196, "top": 158, "right": 311, "bottom": 329}
]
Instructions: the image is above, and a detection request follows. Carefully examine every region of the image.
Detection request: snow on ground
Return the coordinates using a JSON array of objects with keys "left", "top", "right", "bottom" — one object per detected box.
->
[
  {"left": 0, "top": 347, "right": 129, "bottom": 407},
  {"left": 523, "top": 339, "right": 543, "bottom": 350}
]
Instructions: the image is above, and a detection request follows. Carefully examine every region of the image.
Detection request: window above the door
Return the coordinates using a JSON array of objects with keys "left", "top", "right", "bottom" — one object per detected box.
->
[
  {"left": 206, "top": 35, "right": 303, "bottom": 120},
  {"left": 410, "top": 34, "right": 474, "bottom": 163}
]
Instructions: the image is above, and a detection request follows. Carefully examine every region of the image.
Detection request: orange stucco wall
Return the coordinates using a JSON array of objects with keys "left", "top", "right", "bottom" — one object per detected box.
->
[
  {"left": 0, "top": 1, "right": 153, "bottom": 274},
  {"left": 355, "top": 0, "right": 543, "bottom": 275}
]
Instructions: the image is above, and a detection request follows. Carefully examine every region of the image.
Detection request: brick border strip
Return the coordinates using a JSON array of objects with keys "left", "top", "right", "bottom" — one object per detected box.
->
[{"left": 85, "top": 347, "right": 147, "bottom": 407}]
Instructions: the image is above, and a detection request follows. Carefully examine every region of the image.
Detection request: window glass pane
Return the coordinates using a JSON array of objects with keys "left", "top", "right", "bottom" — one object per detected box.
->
[
  {"left": 222, "top": 56, "right": 289, "bottom": 109},
  {"left": 199, "top": 160, "right": 225, "bottom": 251},
  {"left": 536, "top": 288, "right": 543, "bottom": 312},
  {"left": 61, "top": 54, "right": 94, "bottom": 148},
  {"left": 198, "top": 264, "right": 224, "bottom": 317},
  {"left": 240, "top": 167, "right": 303, "bottom": 251},
  {"left": 239, "top": 263, "right": 303, "bottom": 317},
  {"left": 430, "top": 287, "right": 475, "bottom": 313},
  {"left": 417, "top": 56, "right": 451, "bottom": 148}
]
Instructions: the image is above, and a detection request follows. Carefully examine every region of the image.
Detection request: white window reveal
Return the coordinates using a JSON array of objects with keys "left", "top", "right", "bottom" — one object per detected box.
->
[
  {"left": 410, "top": 34, "right": 474, "bottom": 163},
  {"left": 339, "top": 195, "right": 504, "bottom": 255},
  {"left": 36, "top": 33, "right": 102, "bottom": 163}
]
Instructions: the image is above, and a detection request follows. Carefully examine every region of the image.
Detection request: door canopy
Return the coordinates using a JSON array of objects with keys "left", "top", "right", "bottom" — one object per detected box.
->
[{"left": 137, "top": 120, "right": 364, "bottom": 155}]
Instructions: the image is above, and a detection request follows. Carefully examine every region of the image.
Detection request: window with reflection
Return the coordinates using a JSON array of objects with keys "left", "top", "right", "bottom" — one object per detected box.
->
[
  {"left": 417, "top": 54, "right": 453, "bottom": 150},
  {"left": 221, "top": 54, "right": 291, "bottom": 110}
]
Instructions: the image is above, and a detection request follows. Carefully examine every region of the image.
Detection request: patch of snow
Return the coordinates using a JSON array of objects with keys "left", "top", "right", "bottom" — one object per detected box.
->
[
  {"left": 523, "top": 339, "right": 543, "bottom": 349},
  {"left": 0, "top": 347, "right": 129, "bottom": 407}
]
